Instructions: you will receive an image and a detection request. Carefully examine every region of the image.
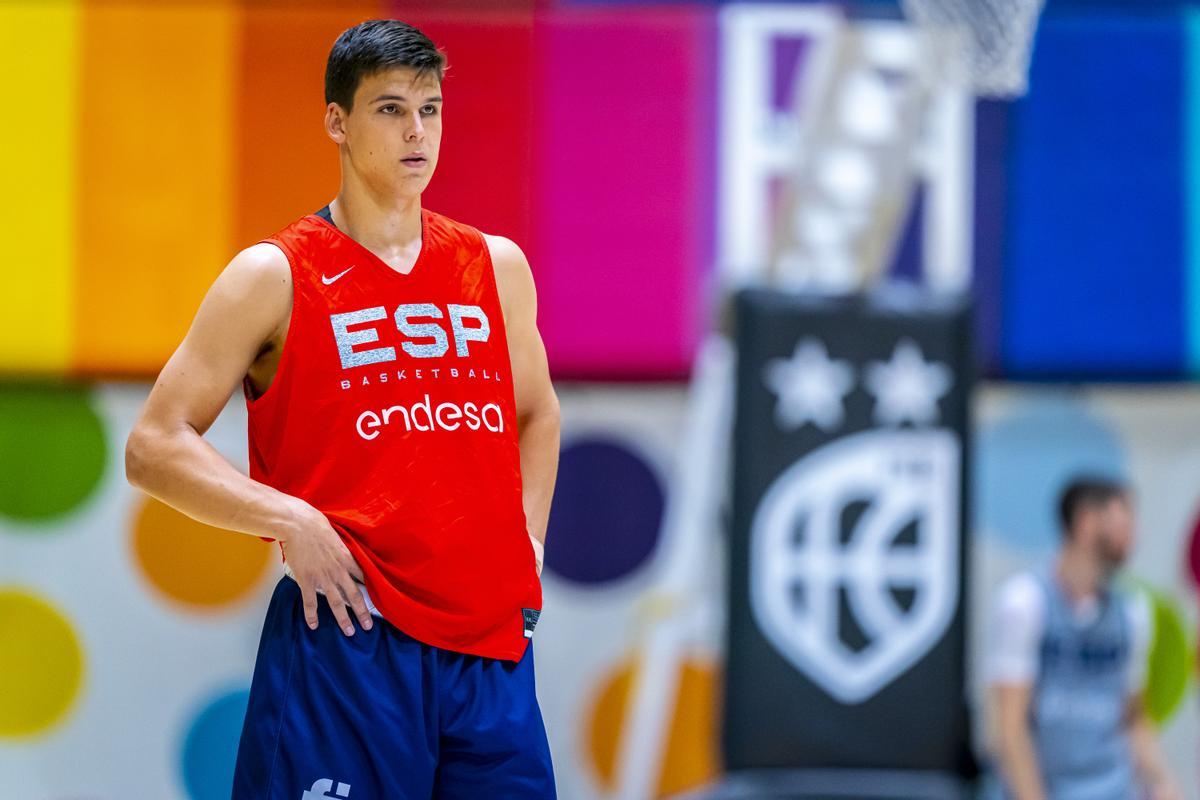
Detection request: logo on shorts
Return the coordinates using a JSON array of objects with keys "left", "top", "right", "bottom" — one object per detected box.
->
[{"left": 303, "top": 778, "right": 351, "bottom": 799}]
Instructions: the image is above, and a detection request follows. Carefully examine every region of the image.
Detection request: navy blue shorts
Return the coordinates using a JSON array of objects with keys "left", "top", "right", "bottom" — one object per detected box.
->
[{"left": 232, "top": 575, "right": 556, "bottom": 799}]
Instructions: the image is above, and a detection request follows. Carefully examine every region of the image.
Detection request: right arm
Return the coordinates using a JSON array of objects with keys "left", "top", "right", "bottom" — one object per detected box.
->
[
  {"left": 124, "top": 243, "right": 372, "bottom": 636},
  {"left": 987, "top": 574, "right": 1047, "bottom": 800},
  {"left": 993, "top": 684, "right": 1046, "bottom": 800}
]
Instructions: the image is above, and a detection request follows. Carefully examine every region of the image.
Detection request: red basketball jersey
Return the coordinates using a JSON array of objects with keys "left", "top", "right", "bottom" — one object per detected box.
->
[{"left": 244, "top": 207, "right": 541, "bottom": 661}]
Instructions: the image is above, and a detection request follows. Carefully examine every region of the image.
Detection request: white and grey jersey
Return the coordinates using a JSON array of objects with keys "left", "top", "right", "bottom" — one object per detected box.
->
[{"left": 987, "top": 569, "right": 1149, "bottom": 800}]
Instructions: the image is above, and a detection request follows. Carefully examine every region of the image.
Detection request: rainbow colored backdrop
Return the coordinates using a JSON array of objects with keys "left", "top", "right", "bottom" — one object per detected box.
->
[
  {"left": 0, "top": 0, "right": 714, "bottom": 381},
  {"left": 11, "top": 1, "right": 1200, "bottom": 382}
]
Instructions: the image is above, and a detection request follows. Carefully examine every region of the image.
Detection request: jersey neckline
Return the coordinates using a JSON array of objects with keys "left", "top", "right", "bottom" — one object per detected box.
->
[{"left": 308, "top": 205, "right": 431, "bottom": 282}]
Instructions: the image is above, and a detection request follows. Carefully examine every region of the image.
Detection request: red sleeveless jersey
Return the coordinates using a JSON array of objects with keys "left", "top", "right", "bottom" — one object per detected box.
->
[{"left": 243, "top": 207, "right": 541, "bottom": 661}]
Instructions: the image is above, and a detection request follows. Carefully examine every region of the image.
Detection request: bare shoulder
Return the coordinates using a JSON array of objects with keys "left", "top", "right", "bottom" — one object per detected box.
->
[
  {"left": 482, "top": 233, "right": 536, "bottom": 320},
  {"left": 220, "top": 242, "right": 291, "bottom": 296},
  {"left": 994, "top": 571, "right": 1045, "bottom": 622},
  {"left": 188, "top": 241, "right": 296, "bottom": 352},
  {"left": 483, "top": 233, "right": 531, "bottom": 277},
  {"left": 206, "top": 242, "right": 292, "bottom": 332}
]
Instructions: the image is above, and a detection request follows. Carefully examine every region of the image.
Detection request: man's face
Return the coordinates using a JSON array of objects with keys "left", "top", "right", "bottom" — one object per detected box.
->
[
  {"left": 1090, "top": 495, "right": 1135, "bottom": 573},
  {"left": 331, "top": 66, "right": 442, "bottom": 198}
]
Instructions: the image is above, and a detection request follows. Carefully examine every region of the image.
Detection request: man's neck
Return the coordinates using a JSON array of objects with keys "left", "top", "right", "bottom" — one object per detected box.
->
[
  {"left": 328, "top": 177, "right": 423, "bottom": 261},
  {"left": 1055, "top": 547, "right": 1106, "bottom": 603}
]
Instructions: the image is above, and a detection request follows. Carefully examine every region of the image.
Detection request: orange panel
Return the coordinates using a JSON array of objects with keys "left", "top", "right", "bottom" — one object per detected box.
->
[
  {"left": 76, "top": 2, "right": 236, "bottom": 376},
  {"left": 235, "top": 3, "right": 384, "bottom": 247}
]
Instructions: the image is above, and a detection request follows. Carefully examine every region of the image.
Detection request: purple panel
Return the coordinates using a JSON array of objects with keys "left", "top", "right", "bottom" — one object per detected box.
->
[
  {"left": 544, "top": 438, "right": 664, "bottom": 584},
  {"left": 973, "top": 99, "right": 1008, "bottom": 378},
  {"left": 771, "top": 37, "right": 810, "bottom": 112},
  {"left": 531, "top": 7, "right": 716, "bottom": 379}
]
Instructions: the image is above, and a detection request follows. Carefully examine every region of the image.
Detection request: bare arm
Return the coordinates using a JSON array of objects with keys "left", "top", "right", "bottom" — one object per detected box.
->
[
  {"left": 992, "top": 683, "right": 1047, "bottom": 800},
  {"left": 126, "top": 244, "right": 301, "bottom": 537},
  {"left": 125, "top": 243, "right": 372, "bottom": 635},
  {"left": 1126, "top": 694, "right": 1182, "bottom": 800},
  {"left": 487, "top": 234, "right": 561, "bottom": 574}
]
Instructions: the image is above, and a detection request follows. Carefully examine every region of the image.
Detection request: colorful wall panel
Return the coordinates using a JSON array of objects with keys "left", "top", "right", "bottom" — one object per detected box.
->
[
  {"left": 0, "top": 381, "right": 728, "bottom": 799},
  {"left": 9, "top": 1, "right": 1200, "bottom": 383},
  {"left": 413, "top": 5, "right": 537, "bottom": 255},
  {"left": 0, "top": 381, "right": 268, "bottom": 798},
  {"left": 1003, "top": 10, "right": 1187, "bottom": 378},
  {"left": 3, "top": 379, "right": 1199, "bottom": 797},
  {"left": 529, "top": 7, "right": 715, "bottom": 379},
  {"left": 235, "top": 2, "right": 386, "bottom": 246},
  {"left": 0, "top": 2, "right": 78, "bottom": 375},
  {"left": 76, "top": 2, "right": 238, "bottom": 376},
  {"left": 12, "top": 0, "right": 1200, "bottom": 379},
  {"left": 0, "top": 1, "right": 713, "bottom": 383}
]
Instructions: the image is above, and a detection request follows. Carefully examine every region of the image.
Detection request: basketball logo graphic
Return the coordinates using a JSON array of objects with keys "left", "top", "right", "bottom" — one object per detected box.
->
[{"left": 749, "top": 428, "right": 961, "bottom": 704}]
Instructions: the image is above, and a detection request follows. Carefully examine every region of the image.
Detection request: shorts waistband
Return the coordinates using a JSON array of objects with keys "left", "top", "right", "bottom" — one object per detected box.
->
[{"left": 282, "top": 562, "right": 383, "bottom": 617}]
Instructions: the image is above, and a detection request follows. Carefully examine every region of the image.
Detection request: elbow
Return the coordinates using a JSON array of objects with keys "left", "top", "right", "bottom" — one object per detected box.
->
[
  {"left": 124, "top": 427, "right": 154, "bottom": 490},
  {"left": 994, "top": 717, "right": 1028, "bottom": 764},
  {"left": 518, "top": 386, "right": 561, "bottom": 434},
  {"left": 540, "top": 389, "right": 561, "bottom": 439}
]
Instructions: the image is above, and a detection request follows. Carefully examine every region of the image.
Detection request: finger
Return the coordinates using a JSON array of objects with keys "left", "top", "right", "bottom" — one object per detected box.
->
[
  {"left": 324, "top": 578, "right": 357, "bottom": 636},
  {"left": 340, "top": 550, "right": 366, "bottom": 583},
  {"left": 338, "top": 574, "right": 374, "bottom": 631},
  {"left": 299, "top": 582, "right": 319, "bottom": 630}
]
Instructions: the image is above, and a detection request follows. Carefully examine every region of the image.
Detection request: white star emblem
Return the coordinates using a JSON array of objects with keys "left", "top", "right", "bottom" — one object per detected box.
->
[
  {"left": 762, "top": 338, "right": 855, "bottom": 432},
  {"left": 864, "top": 339, "right": 952, "bottom": 427}
]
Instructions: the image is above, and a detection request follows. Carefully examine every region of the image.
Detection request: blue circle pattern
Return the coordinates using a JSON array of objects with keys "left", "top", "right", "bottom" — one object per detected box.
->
[
  {"left": 975, "top": 393, "right": 1127, "bottom": 552},
  {"left": 181, "top": 687, "right": 250, "bottom": 800},
  {"left": 544, "top": 438, "right": 665, "bottom": 585}
]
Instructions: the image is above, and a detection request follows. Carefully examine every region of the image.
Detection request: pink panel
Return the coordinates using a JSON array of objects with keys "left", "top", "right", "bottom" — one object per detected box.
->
[{"left": 531, "top": 6, "right": 716, "bottom": 379}]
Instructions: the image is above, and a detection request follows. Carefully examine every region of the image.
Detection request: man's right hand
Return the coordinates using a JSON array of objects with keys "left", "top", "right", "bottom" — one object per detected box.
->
[{"left": 279, "top": 499, "right": 374, "bottom": 636}]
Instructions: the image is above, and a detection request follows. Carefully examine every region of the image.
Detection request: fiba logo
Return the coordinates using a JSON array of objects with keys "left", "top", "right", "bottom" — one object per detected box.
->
[
  {"left": 749, "top": 429, "right": 961, "bottom": 704},
  {"left": 302, "top": 778, "right": 351, "bottom": 799}
]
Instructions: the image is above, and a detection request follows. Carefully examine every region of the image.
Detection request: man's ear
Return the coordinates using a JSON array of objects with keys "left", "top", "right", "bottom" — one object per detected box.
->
[{"left": 325, "top": 102, "right": 348, "bottom": 144}]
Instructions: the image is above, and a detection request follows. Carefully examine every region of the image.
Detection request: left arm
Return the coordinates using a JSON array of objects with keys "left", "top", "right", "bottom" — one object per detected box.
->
[
  {"left": 486, "top": 234, "right": 561, "bottom": 576},
  {"left": 1126, "top": 694, "right": 1181, "bottom": 800},
  {"left": 1124, "top": 591, "right": 1181, "bottom": 800}
]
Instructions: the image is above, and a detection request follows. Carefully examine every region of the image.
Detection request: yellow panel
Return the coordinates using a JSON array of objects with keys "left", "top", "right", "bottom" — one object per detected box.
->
[
  {"left": 0, "top": 2, "right": 79, "bottom": 374},
  {"left": 76, "top": 1, "right": 235, "bottom": 376}
]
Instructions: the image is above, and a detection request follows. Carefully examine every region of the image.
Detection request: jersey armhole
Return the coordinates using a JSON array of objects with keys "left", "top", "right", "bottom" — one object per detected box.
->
[
  {"left": 477, "top": 230, "right": 513, "bottom": 329},
  {"left": 243, "top": 238, "right": 299, "bottom": 410}
]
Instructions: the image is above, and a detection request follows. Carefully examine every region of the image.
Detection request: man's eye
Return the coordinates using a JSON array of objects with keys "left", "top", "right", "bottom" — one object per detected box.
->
[
  {"left": 380, "top": 105, "right": 397, "bottom": 113},
  {"left": 421, "top": 105, "right": 438, "bottom": 116}
]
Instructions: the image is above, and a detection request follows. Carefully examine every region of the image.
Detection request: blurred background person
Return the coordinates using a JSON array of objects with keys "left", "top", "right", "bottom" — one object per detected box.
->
[{"left": 987, "top": 478, "right": 1182, "bottom": 800}]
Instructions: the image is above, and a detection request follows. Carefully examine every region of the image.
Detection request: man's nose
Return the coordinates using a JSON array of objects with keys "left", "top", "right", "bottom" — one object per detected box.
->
[{"left": 407, "top": 112, "right": 425, "bottom": 141}]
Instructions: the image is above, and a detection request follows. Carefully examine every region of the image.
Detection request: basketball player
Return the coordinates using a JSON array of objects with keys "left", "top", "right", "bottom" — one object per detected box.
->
[
  {"left": 986, "top": 477, "right": 1180, "bottom": 800},
  {"left": 124, "top": 19, "right": 559, "bottom": 798}
]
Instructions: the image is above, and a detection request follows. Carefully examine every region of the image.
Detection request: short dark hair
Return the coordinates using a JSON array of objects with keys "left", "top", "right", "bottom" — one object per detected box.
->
[
  {"left": 1058, "top": 476, "right": 1128, "bottom": 535},
  {"left": 325, "top": 19, "right": 446, "bottom": 112}
]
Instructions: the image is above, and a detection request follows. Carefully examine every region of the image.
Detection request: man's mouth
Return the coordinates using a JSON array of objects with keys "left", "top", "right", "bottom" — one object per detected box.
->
[{"left": 402, "top": 155, "right": 427, "bottom": 167}]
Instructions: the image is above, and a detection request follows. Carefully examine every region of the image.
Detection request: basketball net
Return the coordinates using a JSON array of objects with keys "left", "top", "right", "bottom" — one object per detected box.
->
[
  {"left": 901, "top": 0, "right": 1046, "bottom": 98},
  {"left": 766, "top": 0, "right": 1045, "bottom": 292}
]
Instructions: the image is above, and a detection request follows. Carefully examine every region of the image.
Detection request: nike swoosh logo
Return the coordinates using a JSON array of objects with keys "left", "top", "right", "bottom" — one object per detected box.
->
[{"left": 321, "top": 266, "right": 355, "bottom": 285}]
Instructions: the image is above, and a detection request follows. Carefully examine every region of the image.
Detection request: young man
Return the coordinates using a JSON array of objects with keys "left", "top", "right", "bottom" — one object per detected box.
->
[
  {"left": 124, "top": 19, "right": 560, "bottom": 799},
  {"left": 987, "top": 477, "right": 1180, "bottom": 800}
]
